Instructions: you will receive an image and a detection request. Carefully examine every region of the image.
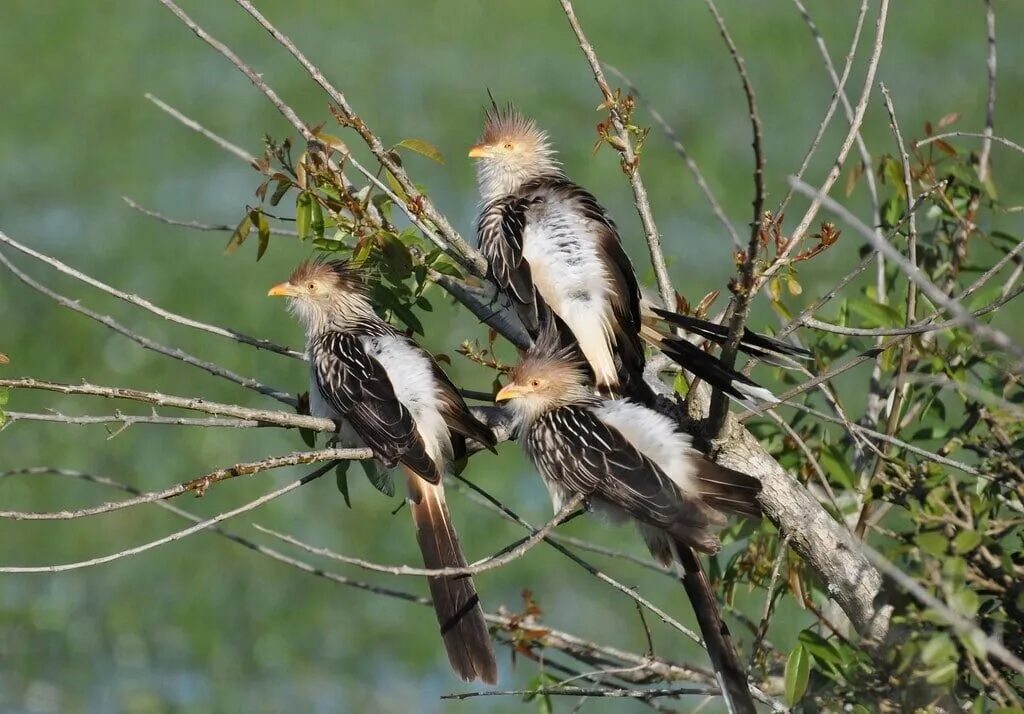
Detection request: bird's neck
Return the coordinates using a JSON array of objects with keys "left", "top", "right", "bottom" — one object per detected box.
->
[
  {"left": 301, "top": 302, "right": 383, "bottom": 343},
  {"left": 476, "top": 164, "right": 563, "bottom": 202}
]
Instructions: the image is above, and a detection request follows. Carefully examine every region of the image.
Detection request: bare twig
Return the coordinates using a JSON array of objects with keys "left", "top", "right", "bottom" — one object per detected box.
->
[
  {"left": 0, "top": 377, "right": 332, "bottom": 431},
  {"left": 442, "top": 685, "right": 719, "bottom": 701},
  {"left": 252, "top": 493, "right": 586, "bottom": 578},
  {"left": 788, "top": 177, "right": 1024, "bottom": 366},
  {"left": 556, "top": 0, "right": 674, "bottom": 309},
  {"left": 123, "top": 196, "right": 298, "bottom": 237},
  {"left": 0, "top": 449, "right": 364, "bottom": 520},
  {"left": 777, "top": 0, "right": 869, "bottom": 215},
  {"left": 0, "top": 230, "right": 302, "bottom": 359},
  {"left": 0, "top": 249, "right": 295, "bottom": 406},
  {"left": 1, "top": 411, "right": 260, "bottom": 430},
  {"left": 145, "top": 92, "right": 258, "bottom": 165},
  {"left": 702, "top": 0, "right": 765, "bottom": 242},
  {"left": 978, "top": 0, "right": 997, "bottom": 184},
  {"left": 915, "top": 131, "right": 1024, "bottom": 157},
  {"left": 602, "top": 64, "right": 742, "bottom": 248},
  {"left": 862, "top": 543, "right": 1024, "bottom": 675},
  {"left": 0, "top": 462, "right": 335, "bottom": 573}
]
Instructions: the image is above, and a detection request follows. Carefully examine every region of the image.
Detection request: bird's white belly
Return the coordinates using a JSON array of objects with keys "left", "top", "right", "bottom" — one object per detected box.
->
[
  {"left": 522, "top": 218, "right": 618, "bottom": 386},
  {"left": 358, "top": 334, "right": 452, "bottom": 464}
]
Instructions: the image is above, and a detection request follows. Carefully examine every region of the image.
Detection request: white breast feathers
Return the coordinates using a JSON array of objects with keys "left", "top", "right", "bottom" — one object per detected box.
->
[
  {"left": 591, "top": 400, "right": 699, "bottom": 494},
  {"left": 522, "top": 201, "right": 618, "bottom": 387},
  {"left": 359, "top": 334, "right": 452, "bottom": 465}
]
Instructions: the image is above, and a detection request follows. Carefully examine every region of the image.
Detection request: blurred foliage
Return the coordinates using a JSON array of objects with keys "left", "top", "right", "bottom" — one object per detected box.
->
[
  {"left": 2, "top": 1, "right": 1024, "bottom": 713},
  {"left": 741, "top": 129, "right": 1024, "bottom": 710}
]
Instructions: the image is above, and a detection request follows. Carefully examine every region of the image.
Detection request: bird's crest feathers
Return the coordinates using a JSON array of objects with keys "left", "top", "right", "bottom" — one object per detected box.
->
[
  {"left": 480, "top": 102, "right": 548, "bottom": 149},
  {"left": 288, "top": 255, "right": 370, "bottom": 296}
]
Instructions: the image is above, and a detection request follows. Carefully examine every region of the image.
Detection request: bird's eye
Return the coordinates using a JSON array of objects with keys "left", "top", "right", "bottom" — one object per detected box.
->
[
  {"left": 307, "top": 282, "right": 317, "bottom": 291},
  {"left": 530, "top": 378, "right": 542, "bottom": 388},
  {"left": 503, "top": 142, "right": 514, "bottom": 150}
]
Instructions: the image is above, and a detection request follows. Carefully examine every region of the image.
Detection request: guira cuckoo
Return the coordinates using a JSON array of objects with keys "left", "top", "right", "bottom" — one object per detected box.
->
[
  {"left": 470, "top": 104, "right": 810, "bottom": 405},
  {"left": 269, "top": 258, "right": 498, "bottom": 684},
  {"left": 496, "top": 327, "right": 761, "bottom": 713}
]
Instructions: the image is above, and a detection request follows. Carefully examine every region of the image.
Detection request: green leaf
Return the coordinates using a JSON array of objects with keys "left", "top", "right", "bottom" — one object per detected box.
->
[
  {"left": 384, "top": 171, "right": 408, "bottom": 202},
  {"left": 360, "top": 461, "right": 394, "bottom": 497},
  {"left": 925, "top": 661, "right": 957, "bottom": 686},
  {"left": 819, "top": 443, "right": 857, "bottom": 490},
  {"left": 296, "top": 192, "right": 313, "bottom": 240},
  {"left": 396, "top": 138, "right": 445, "bottom": 164},
  {"left": 0, "top": 387, "right": 8, "bottom": 407},
  {"left": 798, "top": 629, "right": 843, "bottom": 667},
  {"left": 921, "top": 633, "right": 955, "bottom": 668},
  {"left": 310, "top": 197, "right": 325, "bottom": 240},
  {"left": 334, "top": 462, "right": 352, "bottom": 508},
  {"left": 952, "top": 529, "right": 981, "bottom": 554},
  {"left": 251, "top": 209, "right": 271, "bottom": 261},
  {"left": 916, "top": 531, "right": 948, "bottom": 558},
  {"left": 224, "top": 214, "right": 253, "bottom": 253},
  {"left": 269, "top": 178, "right": 291, "bottom": 206},
  {"left": 849, "top": 296, "right": 902, "bottom": 328},
  {"left": 380, "top": 233, "right": 413, "bottom": 280},
  {"left": 784, "top": 644, "right": 811, "bottom": 706}
]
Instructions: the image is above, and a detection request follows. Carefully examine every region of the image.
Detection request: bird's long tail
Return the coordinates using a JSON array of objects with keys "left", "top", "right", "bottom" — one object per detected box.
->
[
  {"left": 640, "top": 324, "right": 778, "bottom": 408},
  {"left": 672, "top": 543, "right": 757, "bottom": 714},
  {"left": 405, "top": 470, "right": 498, "bottom": 684},
  {"left": 651, "top": 308, "right": 813, "bottom": 369}
]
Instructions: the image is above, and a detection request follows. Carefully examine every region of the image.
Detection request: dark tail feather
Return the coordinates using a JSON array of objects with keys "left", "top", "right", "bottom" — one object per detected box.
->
[
  {"left": 694, "top": 460, "right": 763, "bottom": 520},
  {"left": 406, "top": 473, "right": 498, "bottom": 684},
  {"left": 642, "top": 325, "right": 777, "bottom": 407},
  {"left": 652, "top": 308, "right": 812, "bottom": 369},
  {"left": 673, "top": 543, "right": 758, "bottom": 714}
]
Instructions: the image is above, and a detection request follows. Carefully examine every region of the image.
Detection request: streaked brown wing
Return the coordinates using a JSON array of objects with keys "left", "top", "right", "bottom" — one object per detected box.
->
[
  {"left": 312, "top": 332, "right": 441, "bottom": 482},
  {"left": 478, "top": 195, "right": 541, "bottom": 335},
  {"left": 526, "top": 405, "right": 713, "bottom": 532}
]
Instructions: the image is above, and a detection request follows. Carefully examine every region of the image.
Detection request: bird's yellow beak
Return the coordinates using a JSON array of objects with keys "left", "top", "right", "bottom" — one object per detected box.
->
[
  {"left": 467, "top": 144, "right": 490, "bottom": 159},
  {"left": 495, "top": 383, "right": 528, "bottom": 402},
  {"left": 267, "top": 282, "right": 295, "bottom": 298}
]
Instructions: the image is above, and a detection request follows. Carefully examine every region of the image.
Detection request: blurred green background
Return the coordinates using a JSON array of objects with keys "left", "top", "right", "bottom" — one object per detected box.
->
[{"left": 2, "top": 1, "right": 1022, "bottom": 712}]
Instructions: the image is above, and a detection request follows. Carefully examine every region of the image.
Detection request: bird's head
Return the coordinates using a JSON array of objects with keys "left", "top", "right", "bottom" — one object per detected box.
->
[
  {"left": 469, "top": 102, "right": 559, "bottom": 200},
  {"left": 267, "top": 257, "right": 373, "bottom": 333},
  {"left": 495, "top": 328, "right": 593, "bottom": 422}
]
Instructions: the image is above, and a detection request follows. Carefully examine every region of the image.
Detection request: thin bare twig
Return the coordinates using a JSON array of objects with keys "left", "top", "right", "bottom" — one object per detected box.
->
[
  {"left": 978, "top": 0, "right": 997, "bottom": 184},
  {"left": 915, "top": 131, "right": 1024, "bottom": 157},
  {"left": 862, "top": 543, "right": 1024, "bottom": 675},
  {"left": 0, "top": 249, "right": 295, "bottom": 406},
  {"left": 0, "top": 449, "right": 365, "bottom": 520},
  {"left": 0, "top": 230, "right": 302, "bottom": 359},
  {"left": 702, "top": 0, "right": 765, "bottom": 242},
  {"left": 777, "top": 0, "right": 869, "bottom": 216},
  {"left": 788, "top": 177, "right": 1024, "bottom": 367},
  {"left": 144, "top": 92, "right": 258, "bottom": 165},
  {"left": 602, "top": 63, "right": 742, "bottom": 248},
  {"left": 442, "top": 685, "right": 719, "bottom": 701},
  {"left": 556, "top": 0, "right": 674, "bottom": 309},
  {"left": 1, "top": 411, "right": 260, "bottom": 430},
  {"left": 0, "top": 377, "right": 332, "bottom": 431},
  {"left": 0, "top": 462, "right": 336, "bottom": 573},
  {"left": 123, "top": 196, "right": 299, "bottom": 237},
  {"left": 252, "top": 493, "right": 585, "bottom": 578}
]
